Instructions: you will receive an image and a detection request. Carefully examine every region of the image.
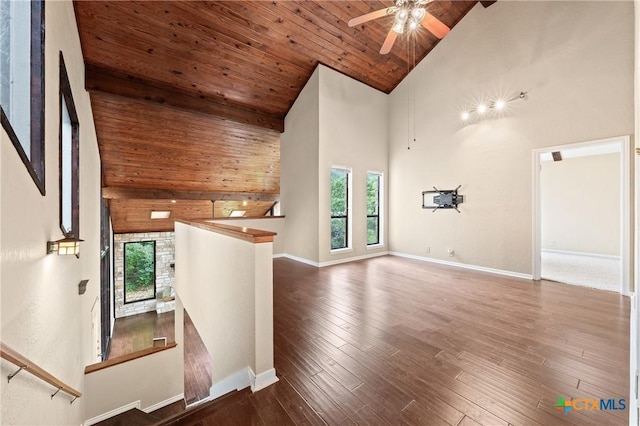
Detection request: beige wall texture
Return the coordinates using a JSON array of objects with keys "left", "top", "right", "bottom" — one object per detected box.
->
[
  {"left": 280, "top": 68, "right": 320, "bottom": 262},
  {"left": 0, "top": 1, "right": 101, "bottom": 424},
  {"left": 541, "top": 153, "right": 620, "bottom": 256},
  {"left": 388, "top": 1, "right": 634, "bottom": 275},
  {"left": 281, "top": 65, "right": 388, "bottom": 264},
  {"left": 174, "top": 222, "right": 274, "bottom": 388},
  {"left": 317, "top": 66, "right": 389, "bottom": 264},
  {"left": 83, "top": 344, "right": 183, "bottom": 422}
]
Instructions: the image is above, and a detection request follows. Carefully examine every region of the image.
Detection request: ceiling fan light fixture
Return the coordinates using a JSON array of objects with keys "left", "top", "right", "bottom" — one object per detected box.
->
[
  {"left": 392, "top": 20, "right": 405, "bottom": 34},
  {"left": 411, "top": 8, "right": 426, "bottom": 22},
  {"left": 408, "top": 19, "right": 419, "bottom": 31},
  {"left": 397, "top": 9, "right": 409, "bottom": 21}
]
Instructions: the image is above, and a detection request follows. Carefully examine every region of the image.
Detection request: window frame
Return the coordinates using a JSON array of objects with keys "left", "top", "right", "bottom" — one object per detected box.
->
[
  {"left": 123, "top": 240, "right": 157, "bottom": 304},
  {"left": 366, "top": 171, "right": 383, "bottom": 247},
  {"left": 0, "top": 0, "right": 45, "bottom": 195},
  {"left": 59, "top": 53, "right": 80, "bottom": 237},
  {"left": 330, "top": 166, "right": 352, "bottom": 253}
]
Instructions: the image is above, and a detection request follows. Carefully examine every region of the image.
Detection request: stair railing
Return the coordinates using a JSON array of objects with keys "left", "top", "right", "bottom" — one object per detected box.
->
[{"left": 1, "top": 342, "right": 82, "bottom": 403}]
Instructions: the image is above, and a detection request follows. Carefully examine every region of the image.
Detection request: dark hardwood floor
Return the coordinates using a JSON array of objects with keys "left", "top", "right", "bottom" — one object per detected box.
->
[
  {"left": 165, "top": 255, "right": 630, "bottom": 425},
  {"left": 184, "top": 310, "right": 212, "bottom": 405},
  {"left": 108, "top": 311, "right": 175, "bottom": 359}
]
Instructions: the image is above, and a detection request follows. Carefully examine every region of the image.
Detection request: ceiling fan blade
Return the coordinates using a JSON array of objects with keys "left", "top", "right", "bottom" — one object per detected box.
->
[
  {"left": 348, "top": 7, "right": 394, "bottom": 27},
  {"left": 420, "top": 12, "right": 450, "bottom": 39},
  {"left": 380, "top": 29, "right": 398, "bottom": 55}
]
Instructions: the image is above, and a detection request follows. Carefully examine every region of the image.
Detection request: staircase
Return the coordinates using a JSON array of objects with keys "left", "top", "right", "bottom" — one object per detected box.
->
[{"left": 93, "top": 389, "right": 251, "bottom": 426}]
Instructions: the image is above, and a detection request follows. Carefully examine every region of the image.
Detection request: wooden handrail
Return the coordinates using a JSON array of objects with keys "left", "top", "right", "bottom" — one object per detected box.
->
[
  {"left": 84, "top": 342, "right": 177, "bottom": 374},
  {"left": 0, "top": 342, "right": 82, "bottom": 399}
]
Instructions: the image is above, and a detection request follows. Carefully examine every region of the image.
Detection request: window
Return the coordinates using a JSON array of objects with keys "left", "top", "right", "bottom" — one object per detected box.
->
[
  {"left": 124, "top": 241, "right": 156, "bottom": 304},
  {"left": 0, "top": 1, "right": 45, "bottom": 194},
  {"left": 59, "top": 53, "right": 80, "bottom": 236},
  {"left": 331, "top": 166, "right": 351, "bottom": 250},
  {"left": 367, "top": 172, "right": 382, "bottom": 246}
]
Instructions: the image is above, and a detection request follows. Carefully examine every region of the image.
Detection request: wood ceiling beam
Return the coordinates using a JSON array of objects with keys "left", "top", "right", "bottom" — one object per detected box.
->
[
  {"left": 85, "top": 64, "right": 284, "bottom": 133},
  {"left": 102, "top": 187, "right": 280, "bottom": 202}
]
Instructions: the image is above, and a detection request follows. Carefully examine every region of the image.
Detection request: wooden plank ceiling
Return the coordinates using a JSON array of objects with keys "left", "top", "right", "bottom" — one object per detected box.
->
[{"left": 74, "top": 1, "right": 483, "bottom": 233}]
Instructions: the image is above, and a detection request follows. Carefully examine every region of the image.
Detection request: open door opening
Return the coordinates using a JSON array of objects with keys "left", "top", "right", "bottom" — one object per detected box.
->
[{"left": 533, "top": 135, "right": 631, "bottom": 295}]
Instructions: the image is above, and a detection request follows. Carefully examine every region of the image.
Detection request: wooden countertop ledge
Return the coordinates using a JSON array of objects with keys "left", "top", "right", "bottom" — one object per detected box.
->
[{"left": 176, "top": 219, "right": 276, "bottom": 243}]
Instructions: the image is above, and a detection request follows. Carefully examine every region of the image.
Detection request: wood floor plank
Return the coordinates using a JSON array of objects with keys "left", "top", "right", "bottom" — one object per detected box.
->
[{"left": 160, "top": 256, "right": 629, "bottom": 426}]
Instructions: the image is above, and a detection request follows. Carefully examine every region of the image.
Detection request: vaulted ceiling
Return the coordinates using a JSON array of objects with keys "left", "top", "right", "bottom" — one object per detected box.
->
[{"left": 74, "top": 0, "right": 489, "bottom": 233}]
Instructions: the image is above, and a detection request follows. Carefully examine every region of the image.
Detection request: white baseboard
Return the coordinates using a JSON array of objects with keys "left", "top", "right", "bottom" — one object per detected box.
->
[
  {"left": 280, "top": 251, "right": 389, "bottom": 268},
  {"left": 542, "top": 249, "right": 620, "bottom": 260},
  {"left": 250, "top": 368, "right": 279, "bottom": 392},
  {"left": 272, "top": 253, "right": 286, "bottom": 258},
  {"left": 281, "top": 254, "right": 320, "bottom": 267},
  {"left": 143, "top": 393, "right": 184, "bottom": 413},
  {"left": 389, "top": 252, "right": 533, "bottom": 280},
  {"left": 84, "top": 401, "right": 140, "bottom": 426},
  {"left": 209, "top": 368, "right": 252, "bottom": 400},
  {"left": 319, "top": 251, "right": 389, "bottom": 267}
]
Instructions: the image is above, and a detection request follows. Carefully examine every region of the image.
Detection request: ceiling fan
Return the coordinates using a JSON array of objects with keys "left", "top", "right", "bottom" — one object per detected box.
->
[{"left": 348, "top": 0, "right": 451, "bottom": 54}]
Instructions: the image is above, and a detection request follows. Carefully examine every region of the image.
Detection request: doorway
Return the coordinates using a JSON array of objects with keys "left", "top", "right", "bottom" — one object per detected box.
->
[{"left": 532, "top": 135, "right": 630, "bottom": 294}]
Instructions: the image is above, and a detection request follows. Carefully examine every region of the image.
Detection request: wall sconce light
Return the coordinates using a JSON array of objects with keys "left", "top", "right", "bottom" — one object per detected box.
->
[
  {"left": 47, "top": 234, "right": 83, "bottom": 258},
  {"left": 461, "top": 91, "right": 528, "bottom": 122}
]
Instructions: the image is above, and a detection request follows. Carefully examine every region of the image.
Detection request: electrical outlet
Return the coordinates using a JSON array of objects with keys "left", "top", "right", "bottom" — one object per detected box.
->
[
  {"left": 426, "top": 246, "right": 430, "bottom": 254},
  {"left": 448, "top": 248, "right": 454, "bottom": 257}
]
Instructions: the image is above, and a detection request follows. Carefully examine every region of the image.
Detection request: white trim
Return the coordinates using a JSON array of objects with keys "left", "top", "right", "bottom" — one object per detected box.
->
[
  {"left": 272, "top": 253, "right": 286, "bottom": 259},
  {"left": 541, "top": 249, "right": 621, "bottom": 260},
  {"left": 209, "top": 368, "right": 252, "bottom": 400},
  {"left": 366, "top": 243, "right": 385, "bottom": 250},
  {"left": 142, "top": 393, "right": 184, "bottom": 413},
  {"left": 366, "top": 170, "right": 384, "bottom": 247},
  {"left": 250, "top": 368, "right": 279, "bottom": 393},
  {"left": 389, "top": 252, "right": 533, "bottom": 280},
  {"left": 84, "top": 401, "right": 140, "bottom": 426},
  {"left": 319, "top": 251, "right": 389, "bottom": 267},
  {"left": 281, "top": 253, "right": 320, "bottom": 267},
  {"left": 280, "top": 251, "right": 389, "bottom": 268},
  {"left": 532, "top": 135, "right": 631, "bottom": 295},
  {"left": 330, "top": 247, "right": 353, "bottom": 255}
]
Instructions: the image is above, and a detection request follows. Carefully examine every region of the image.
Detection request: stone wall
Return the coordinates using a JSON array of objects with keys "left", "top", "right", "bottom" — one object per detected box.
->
[{"left": 114, "top": 232, "right": 175, "bottom": 318}]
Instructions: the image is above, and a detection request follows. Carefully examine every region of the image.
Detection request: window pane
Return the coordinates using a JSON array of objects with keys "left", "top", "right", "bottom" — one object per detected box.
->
[
  {"left": 367, "top": 217, "right": 379, "bottom": 245},
  {"left": 331, "top": 168, "right": 349, "bottom": 250},
  {"left": 124, "top": 241, "right": 156, "bottom": 303},
  {"left": 367, "top": 174, "right": 379, "bottom": 215},
  {"left": 0, "top": 0, "right": 31, "bottom": 155},
  {"left": 61, "top": 97, "right": 72, "bottom": 233},
  {"left": 331, "top": 169, "right": 347, "bottom": 216},
  {"left": 331, "top": 218, "right": 347, "bottom": 250}
]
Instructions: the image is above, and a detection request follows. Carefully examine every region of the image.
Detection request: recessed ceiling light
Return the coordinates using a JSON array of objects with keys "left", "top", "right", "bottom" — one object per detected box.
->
[
  {"left": 461, "top": 111, "right": 470, "bottom": 121},
  {"left": 171, "top": 199, "right": 177, "bottom": 204},
  {"left": 477, "top": 104, "right": 487, "bottom": 114},
  {"left": 495, "top": 99, "right": 505, "bottom": 110},
  {"left": 150, "top": 211, "right": 171, "bottom": 219},
  {"left": 229, "top": 210, "right": 246, "bottom": 217}
]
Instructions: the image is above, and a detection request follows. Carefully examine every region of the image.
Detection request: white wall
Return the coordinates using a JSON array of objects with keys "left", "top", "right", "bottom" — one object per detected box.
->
[
  {"left": 388, "top": 1, "right": 634, "bottom": 275},
  {"left": 541, "top": 153, "right": 620, "bottom": 256},
  {"left": 83, "top": 345, "right": 183, "bottom": 423},
  {"left": 174, "top": 222, "right": 275, "bottom": 394},
  {"left": 318, "top": 66, "right": 389, "bottom": 264},
  {"left": 281, "top": 65, "right": 389, "bottom": 265},
  {"left": 280, "top": 68, "right": 320, "bottom": 262},
  {"left": 0, "top": 1, "right": 101, "bottom": 424}
]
